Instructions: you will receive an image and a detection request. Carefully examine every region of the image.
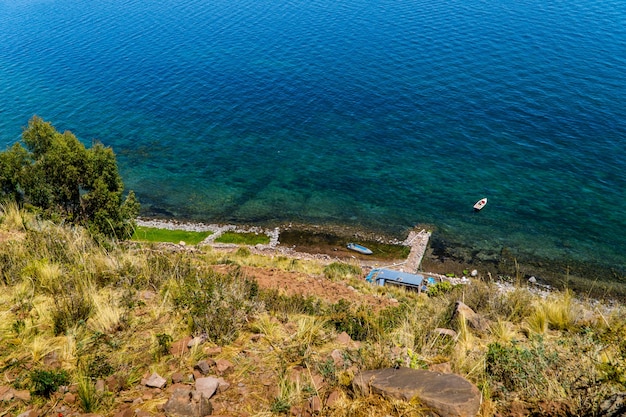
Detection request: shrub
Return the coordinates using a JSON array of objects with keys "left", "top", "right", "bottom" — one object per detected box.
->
[
  {"left": 427, "top": 281, "right": 453, "bottom": 297},
  {"left": 86, "top": 355, "right": 115, "bottom": 379},
  {"left": 485, "top": 338, "right": 559, "bottom": 397},
  {"left": 323, "top": 262, "right": 361, "bottom": 280},
  {"left": 327, "top": 300, "right": 381, "bottom": 342},
  {"left": 259, "top": 289, "right": 324, "bottom": 317},
  {"left": 51, "top": 280, "right": 93, "bottom": 335},
  {"left": 155, "top": 333, "right": 173, "bottom": 359},
  {"left": 30, "top": 369, "right": 70, "bottom": 398},
  {"left": 170, "top": 267, "right": 261, "bottom": 344}
]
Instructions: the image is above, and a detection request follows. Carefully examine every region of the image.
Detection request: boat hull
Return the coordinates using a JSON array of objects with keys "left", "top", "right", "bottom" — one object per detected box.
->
[
  {"left": 473, "top": 198, "right": 487, "bottom": 211},
  {"left": 347, "top": 243, "right": 373, "bottom": 255}
]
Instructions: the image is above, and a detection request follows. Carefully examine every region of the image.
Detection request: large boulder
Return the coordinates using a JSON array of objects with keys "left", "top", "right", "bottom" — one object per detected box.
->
[{"left": 353, "top": 367, "right": 481, "bottom": 417}]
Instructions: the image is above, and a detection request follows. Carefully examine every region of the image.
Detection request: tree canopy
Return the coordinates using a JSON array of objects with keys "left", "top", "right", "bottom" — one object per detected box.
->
[{"left": 0, "top": 116, "right": 139, "bottom": 239}]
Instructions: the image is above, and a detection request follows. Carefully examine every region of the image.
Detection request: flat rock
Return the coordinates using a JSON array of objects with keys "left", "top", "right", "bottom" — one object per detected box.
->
[
  {"left": 195, "top": 377, "right": 219, "bottom": 399},
  {"left": 353, "top": 367, "right": 480, "bottom": 417},
  {"left": 143, "top": 372, "right": 167, "bottom": 389}
]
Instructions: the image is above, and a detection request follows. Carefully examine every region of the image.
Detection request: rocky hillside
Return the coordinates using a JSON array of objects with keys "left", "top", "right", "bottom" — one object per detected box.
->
[{"left": 1, "top": 207, "right": 626, "bottom": 417}]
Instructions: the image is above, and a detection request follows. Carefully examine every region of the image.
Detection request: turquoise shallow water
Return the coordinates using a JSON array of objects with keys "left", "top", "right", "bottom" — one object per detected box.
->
[{"left": 1, "top": 0, "right": 625, "bottom": 273}]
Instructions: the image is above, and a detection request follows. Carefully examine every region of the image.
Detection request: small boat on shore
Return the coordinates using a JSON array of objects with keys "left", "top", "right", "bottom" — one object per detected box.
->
[
  {"left": 473, "top": 197, "right": 487, "bottom": 211},
  {"left": 347, "top": 242, "right": 373, "bottom": 255}
]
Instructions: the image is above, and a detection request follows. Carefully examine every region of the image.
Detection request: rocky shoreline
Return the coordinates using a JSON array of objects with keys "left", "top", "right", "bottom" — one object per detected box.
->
[{"left": 135, "top": 217, "right": 626, "bottom": 301}]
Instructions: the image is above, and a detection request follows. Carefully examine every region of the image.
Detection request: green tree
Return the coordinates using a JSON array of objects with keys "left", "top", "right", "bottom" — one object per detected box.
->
[
  {"left": 0, "top": 116, "right": 139, "bottom": 238},
  {"left": 0, "top": 143, "right": 29, "bottom": 201}
]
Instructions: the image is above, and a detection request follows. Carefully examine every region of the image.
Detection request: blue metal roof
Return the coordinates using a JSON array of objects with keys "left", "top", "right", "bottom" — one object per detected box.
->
[{"left": 366, "top": 268, "right": 431, "bottom": 289}]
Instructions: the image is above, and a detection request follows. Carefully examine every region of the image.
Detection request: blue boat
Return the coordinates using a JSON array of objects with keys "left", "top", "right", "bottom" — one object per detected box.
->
[{"left": 346, "top": 242, "right": 373, "bottom": 255}]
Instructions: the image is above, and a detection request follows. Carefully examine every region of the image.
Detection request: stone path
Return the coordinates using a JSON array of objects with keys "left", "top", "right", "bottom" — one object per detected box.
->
[{"left": 402, "top": 229, "right": 431, "bottom": 272}]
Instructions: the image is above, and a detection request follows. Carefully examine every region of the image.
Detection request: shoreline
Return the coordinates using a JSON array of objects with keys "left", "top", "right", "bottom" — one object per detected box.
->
[{"left": 135, "top": 217, "right": 626, "bottom": 300}]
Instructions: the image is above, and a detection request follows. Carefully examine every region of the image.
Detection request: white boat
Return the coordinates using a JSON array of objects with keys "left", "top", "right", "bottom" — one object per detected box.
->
[
  {"left": 473, "top": 197, "right": 487, "bottom": 211},
  {"left": 346, "top": 242, "right": 373, "bottom": 255}
]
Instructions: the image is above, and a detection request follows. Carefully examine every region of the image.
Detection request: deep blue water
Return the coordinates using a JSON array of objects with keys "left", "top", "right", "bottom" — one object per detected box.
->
[{"left": 1, "top": 0, "right": 625, "bottom": 272}]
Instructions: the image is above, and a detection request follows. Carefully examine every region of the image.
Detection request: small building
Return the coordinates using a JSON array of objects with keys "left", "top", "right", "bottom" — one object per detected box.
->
[{"left": 365, "top": 268, "right": 438, "bottom": 293}]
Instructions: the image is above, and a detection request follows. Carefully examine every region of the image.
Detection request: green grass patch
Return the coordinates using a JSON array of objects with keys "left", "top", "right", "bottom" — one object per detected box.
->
[
  {"left": 214, "top": 231, "right": 270, "bottom": 245},
  {"left": 131, "top": 226, "right": 212, "bottom": 244}
]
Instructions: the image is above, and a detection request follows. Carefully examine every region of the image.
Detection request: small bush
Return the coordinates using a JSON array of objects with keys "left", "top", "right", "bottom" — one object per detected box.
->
[
  {"left": 30, "top": 369, "right": 70, "bottom": 398},
  {"left": 327, "top": 300, "right": 381, "bottom": 342},
  {"left": 323, "top": 262, "right": 361, "bottom": 280},
  {"left": 155, "top": 333, "right": 173, "bottom": 358},
  {"left": 86, "top": 355, "right": 115, "bottom": 379},
  {"left": 235, "top": 246, "right": 251, "bottom": 257},
  {"left": 259, "top": 289, "right": 324, "bottom": 317},
  {"left": 485, "top": 338, "right": 559, "bottom": 396},
  {"left": 52, "top": 287, "right": 93, "bottom": 335},
  {"left": 170, "top": 268, "right": 261, "bottom": 344},
  {"left": 427, "top": 281, "right": 453, "bottom": 297}
]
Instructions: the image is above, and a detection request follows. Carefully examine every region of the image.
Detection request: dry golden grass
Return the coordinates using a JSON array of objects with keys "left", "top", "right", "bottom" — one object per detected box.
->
[
  {"left": 1, "top": 207, "right": 625, "bottom": 417},
  {"left": 89, "top": 289, "right": 124, "bottom": 334}
]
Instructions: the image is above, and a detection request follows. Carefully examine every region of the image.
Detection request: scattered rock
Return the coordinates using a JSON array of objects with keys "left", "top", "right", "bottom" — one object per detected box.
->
[
  {"left": 528, "top": 276, "right": 537, "bottom": 284},
  {"left": 353, "top": 367, "right": 481, "bottom": 417},
  {"left": 330, "top": 349, "right": 345, "bottom": 368},
  {"left": 0, "top": 385, "right": 13, "bottom": 401},
  {"left": 188, "top": 335, "right": 207, "bottom": 349},
  {"left": 309, "top": 396, "right": 322, "bottom": 413},
  {"left": 195, "top": 377, "right": 220, "bottom": 399},
  {"left": 164, "top": 387, "right": 212, "bottom": 417},
  {"left": 13, "top": 390, "right": 31, "bottom": 402},
  {"left": 113, "top": 407, "right": 134, "bottom": 417},
  {"left": 216, "top": 359, "right": 234, "bottom": 375},
  {"left": 215, "top": 377, "right": 230, "bottom": 393},
  {"left": 43, "top": 351, "right": 60, "bottom": 368},
  {"left": 195, "top": 359, "right": 215, "bottom": 375},
  {"left": 470, "top": 269, "right": 478, "bottom": 277},
  {"left": 140, "top": 290, "right": 157, "bottom": 301},
  {"left": 106, "top": 374, "right": 124, "bottom": 392},
  {"left": 336, "top": 332, "right": 353, "bottom": 346},
  {"left": 204, "top": 346, "right": 222, "bottom": 356},
  {"left": 433, "top": 328, "right": 458, "bottom": 338},
  {"left": 172, "top": 372, "right": 184, "bottom": 384},
  {"left": 453, "top": 301, "right": 490, "bottom": 332},
  {"left": 598, "top": 392, "right": 626, "bottom": 417},
  {"left": 63, "top": 392, "right": 76, "bottom": 404},
  {"left": 16, "top": 411, "right": 39, "bottom": 417},
  {"left": 143, "top": 372, "right": 167, "bottom": 389},
  {"left": 95, "top": 379, "right": 106, "bottom": 392},
  {"left": 429, "top": 362, "right": 452, "bottom": 374},
  {"left": 170, "top": 337, "right": 193, "bottom": 356},
  {"left": 326, "top": 390, "right": 341, "bottom": 407}
]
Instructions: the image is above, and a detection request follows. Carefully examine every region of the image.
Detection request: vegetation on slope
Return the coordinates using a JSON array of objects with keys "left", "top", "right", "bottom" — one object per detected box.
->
[
  {"left": 0, "top": 116, "right": 139, "bottom": 239},
  {"left": 1, "top": 204, "right": 626, "bottom": 416}
]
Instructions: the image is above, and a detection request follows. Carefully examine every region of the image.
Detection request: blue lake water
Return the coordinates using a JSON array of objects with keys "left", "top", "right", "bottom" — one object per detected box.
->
[{"left": 1, "top": 0, "right": 625, "bottom": 273}]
